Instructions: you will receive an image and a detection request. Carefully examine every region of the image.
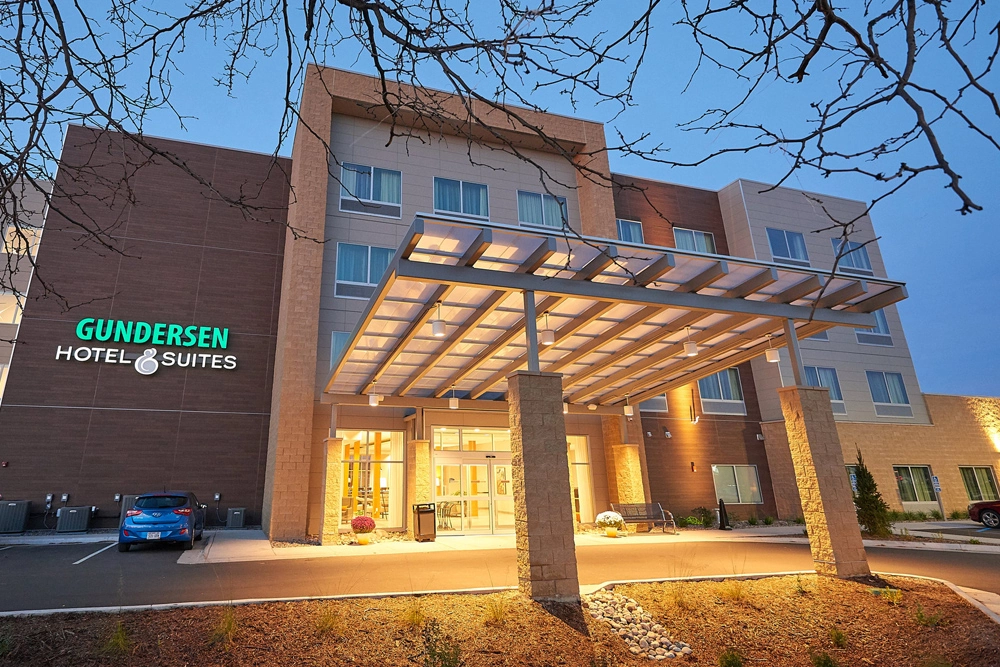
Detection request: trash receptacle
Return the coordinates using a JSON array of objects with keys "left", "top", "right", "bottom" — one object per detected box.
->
[{"left": 413, "top": 503, "right": 436, "bottom": 542}]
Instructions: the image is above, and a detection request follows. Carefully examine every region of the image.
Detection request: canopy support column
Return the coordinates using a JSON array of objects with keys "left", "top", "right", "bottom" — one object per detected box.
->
[
  {"left": 783, "top": 318, "right": 806, "bottom": 386},
  {"left": 523, "top": 290, "right": 540, "bottom": 372},
  {"left": 508, "top": 370, "right": 580, "bottom": 601}
]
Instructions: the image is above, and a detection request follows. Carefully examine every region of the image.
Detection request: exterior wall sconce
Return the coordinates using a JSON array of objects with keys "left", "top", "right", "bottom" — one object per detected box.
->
[
  {"left": 563, "top": 401, "right": 569, "bottom": 414},
  {"left": 690, "top": 462, "right": 697, "bottom": 473},
  {"left": 431, "top": 301, "right": 447, "bottom": 338},
  {"left": 540, "top": 311, "right": 555, "bottom": 346},
  {"left": 624, "top": 394, "right": 634, "bottom": 417},
  {"left": 765, "top": 334, "right": 779, "bottom": 363},
  {"left": 448, "top": 384, "right": 459, "bottom": 410},
  {"left": 683, "top": 326, "right": 698, "bottom": 357},
  {"left": 664, "top": 429, "right": 672, "bottom": 438},
  {"left": 587, "top": 403, "right": 597, "bottom": 411}
]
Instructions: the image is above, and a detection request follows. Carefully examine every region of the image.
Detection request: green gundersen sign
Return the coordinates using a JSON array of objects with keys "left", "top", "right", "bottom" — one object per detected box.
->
[
  {"left": 55, "top": 318, "right": 237, "bottom": 375},
  {"left": 75, "top": 318, "right": 228, "bottom": 349}
]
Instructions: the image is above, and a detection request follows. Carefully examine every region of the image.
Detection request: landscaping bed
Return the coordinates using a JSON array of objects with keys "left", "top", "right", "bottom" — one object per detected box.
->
[{"left": 0, "top": 575, "right": 997, "bottom": 666}]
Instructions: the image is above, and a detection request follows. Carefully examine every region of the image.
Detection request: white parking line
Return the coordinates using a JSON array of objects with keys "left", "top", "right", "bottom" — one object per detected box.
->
[
  {"left": 0, "top": 546, "right": 13, "bottom": 551},
  {"left": 72, "top": 542, "right": 116, "bottom": 565}
]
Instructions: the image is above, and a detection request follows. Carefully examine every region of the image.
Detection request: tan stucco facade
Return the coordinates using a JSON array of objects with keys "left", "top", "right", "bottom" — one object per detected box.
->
[{"left": 764, "top": 393, "right": 1000, "bottom": 518}]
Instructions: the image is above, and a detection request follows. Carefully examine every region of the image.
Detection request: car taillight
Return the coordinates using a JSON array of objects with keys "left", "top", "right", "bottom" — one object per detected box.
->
[
  {"left": 126, "top": 509, "right": 142, "bottom": 517},
  {"left": 173, "top": 508, "right": 192, "bottom": 516}
]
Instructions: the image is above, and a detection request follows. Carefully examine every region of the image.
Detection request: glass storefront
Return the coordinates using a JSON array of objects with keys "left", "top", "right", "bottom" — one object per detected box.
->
[
  {"left": 567, "top": 435, "right": 595, "bottom": 523},
  {"left": 337, "top": 430, "right": 405, "bottom": 529}
]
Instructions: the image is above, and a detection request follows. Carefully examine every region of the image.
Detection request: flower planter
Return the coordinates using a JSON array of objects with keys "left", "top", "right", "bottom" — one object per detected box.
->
[
  {"left": 605, "top": 527, "right": 618, "bottom": 538},
  {"left": 356, "top": 533, "right": 371, "bottom": 545}
]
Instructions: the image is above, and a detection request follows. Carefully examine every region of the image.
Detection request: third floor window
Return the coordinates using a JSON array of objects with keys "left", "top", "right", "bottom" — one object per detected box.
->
[
  {"left": 674, "top": 227, "right": 716, "bottom": 254},
  {"left": 766, "top": 227, "right": 810, "bottom": 267},
  {"left": 339, "top": 163, "right": 402, "bottom": 218},
  {"left": 434, "top": 178, "right": 489, "bottom": 219},
  {"left": 616, "top": 219, "right": 644, "bottom": 243},
  {"left": 518, "top": 191, "right": 567, "bottom": 228},
  {"left": 832, "top": 238, "right": 874, "bottom": 275}
]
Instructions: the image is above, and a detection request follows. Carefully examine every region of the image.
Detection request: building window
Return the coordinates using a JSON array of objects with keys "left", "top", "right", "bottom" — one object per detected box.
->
[
  {"left": 518, "top": 191, "right": 568, "bottom": 228},
  {"left": 804, "top": 366, "right": 846, "bottom": 415},
  {"left": 855, "top": 309, "right": 893, "bottom": 346},
  {"left": 567, "top": 435, "right": 595, "bottom": 523},
  {"left": 3, "top": 225, "right": 43, "bottom": 257},
  {"left": 766, "top": 227, "right": 810, "bottom": 267},
  {"left": 339, "top": 163, "right": 402, "bottom": 217},
  {"left": 832, "top": 238, "right": 874, "bottom": 276},
  {"left": 638, "top": 394, "right": 668, "bottom": 413},
  {"left": 434, "top": 177, "right": 489, "bottom": 218},
  {"left": 335, "top": 243, "right": 394, "bottom": 299},
  {"left": 0, "top": 291, "right": 21, "bottom": 325},
  {"left": 893, "top": 465, "right": 936, "bottom": 503},
  {"left": 616, "top": 219, "right": 644, "bottom": 243},
  {"left": 866, "top": 370, "right": 912, "bottom": 417},
  {"left": 330, "top": 331, "right": 351, "bottom": 369},
  {"left": 433, "top": 426, "right": 511, "bottom": 452},
  {"left": 960, "top": 466, "right": 1000, "bottom": 502},
  {"left": 698, "top": 368, "right": 747, "bottom": 415},
  {"left": 338, "top": 430, "right": 405, "bottom": 529},
  {"left": 712, "top": 464, "right": 764, "bottom": 504},
  {"left": 674, "top": 227, "right": 716, "bottom": 254},
  {"left": 806, "top": 330, "right": 829, "bottom": 341}
]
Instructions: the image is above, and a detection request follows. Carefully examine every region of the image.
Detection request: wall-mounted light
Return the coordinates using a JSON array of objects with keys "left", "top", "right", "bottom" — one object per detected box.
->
[
  {"left": 563, "top": 401, "right": 569, "bottom": 414},
  {"left": 664, "top": 430, "right": 672, "bottom": 438},
  {"left": 540, "top": 311, "right": 555, "bottom": 346},
  {"left": 683, "top": 326, "right": 698, "bottom": 357},
  {"left": 431, "top": 301, "right": 447, "bottom": 338},
  {"left": 623, "top": 394, "right": 634, "bottom": 417},
  {"left": 587, "top": 403, "right": 597, "bottom": 411},
  {"left": 690, "top": 461, "right": 697, "bottom": 473},
  {"left": 449, "top": 384, "right": 459, "bottom": 410},
  {"left": 756, "top": 433, "right": 765, "bottom": 441},
  {"left": 765, "top": 334, "right": 779, "bottom": 363}
]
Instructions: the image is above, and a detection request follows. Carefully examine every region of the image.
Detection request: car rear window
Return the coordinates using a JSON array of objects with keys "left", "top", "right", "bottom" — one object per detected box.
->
[{"left": 135, "top": 496, "right": 187, "bottom": 509}]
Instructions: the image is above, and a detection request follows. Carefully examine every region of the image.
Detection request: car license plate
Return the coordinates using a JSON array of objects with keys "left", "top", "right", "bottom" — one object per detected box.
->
[{"left": 146, "top": 532, "right": 161, "bottom": 540}]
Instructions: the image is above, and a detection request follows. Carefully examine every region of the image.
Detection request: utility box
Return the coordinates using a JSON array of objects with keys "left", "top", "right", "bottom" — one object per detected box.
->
[
  {"left": 0, "top": 500, "right": 30, "bottom": 534},
  {"left": 226, "top": 507, "right": 245, "bottom": 529},
  {"left": 412, "top": 503, "right": 436, "bottom": 542},
  {"left": 118, "top": 495, "right": 140, "bottom": 527},
  {"left": 56, "top": 506, "right": 92, "bottom": 533}
]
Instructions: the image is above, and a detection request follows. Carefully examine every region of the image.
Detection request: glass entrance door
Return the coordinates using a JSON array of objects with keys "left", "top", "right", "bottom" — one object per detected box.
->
[{"left": 434, "top": 455, "right": 514, "bottom": 534}]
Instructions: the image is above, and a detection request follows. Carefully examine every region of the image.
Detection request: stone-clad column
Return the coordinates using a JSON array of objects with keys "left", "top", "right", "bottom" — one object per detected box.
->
[
  {"left": 320, "top": 437, "right": 343, "bottom": 545},
  {"left": 779, "top": 386, "right": 870, "bottom": 578},
  {"left": 508, "top": 371, "right": 580, "bottom": 601},
  {"left": 405, "top": 439, "right": 432, "bottom": 538},
  {"left": 612, "top": 445, "right": 645, "bottom": 504}
]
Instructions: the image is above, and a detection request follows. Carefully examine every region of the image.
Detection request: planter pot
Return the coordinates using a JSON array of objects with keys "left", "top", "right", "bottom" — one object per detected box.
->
[
  {"left": 604, "top": 527, "right": 618, "bottom": 538},
  {"left": 356, "top": 533, "right": 371, "bottom": 545}
]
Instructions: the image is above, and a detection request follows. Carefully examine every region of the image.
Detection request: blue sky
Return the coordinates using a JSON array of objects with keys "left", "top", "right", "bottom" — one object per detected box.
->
[{"left": 113, "top": 6, "right": 999, "bottom": 397}]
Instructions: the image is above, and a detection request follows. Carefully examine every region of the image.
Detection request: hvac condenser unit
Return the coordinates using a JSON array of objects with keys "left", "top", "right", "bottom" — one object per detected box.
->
[
  {"left": 226, "top": 507, "right": 246, "bottom": 529},
  {"left": 0, "top": 500, "right": 30, "bottom": 534},
  {"left": 56, "top": 506, "right": 92, "bottom": 532}
]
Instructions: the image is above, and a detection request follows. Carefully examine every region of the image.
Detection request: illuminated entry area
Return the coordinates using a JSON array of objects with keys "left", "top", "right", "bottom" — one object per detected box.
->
[{"left": 337, "top": 430, "right": 405, "bottom": 529}]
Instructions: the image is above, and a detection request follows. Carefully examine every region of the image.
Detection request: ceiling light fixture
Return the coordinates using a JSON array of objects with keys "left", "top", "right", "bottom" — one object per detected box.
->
[
  {"left": 624, "top": 394, "right": 634, "bottom": 417},
  {"left": 431, "top": 301, "right": 447, "bottom": 338},
  {"left": 368, "top": 381, "right": 379, "bottom": 407},
  {"left": 540, "top": 311, "right": 555, "bottom": 346},
  {"left": 765, "top": 334, "right": 780, "bottom": 363},
  {"left": 683, "top": 326, "right": 698, "bottom": 357},
  {"left": 449, "top": 384, "right": 459, "bottom": 410}
]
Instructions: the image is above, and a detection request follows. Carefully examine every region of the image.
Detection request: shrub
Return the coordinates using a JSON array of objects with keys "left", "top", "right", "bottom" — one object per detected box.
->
[
  {"left": 210, "top": 607, "right": 238, "bottom": 648},
  {"left": 747, "top": 515, "right": 758, "bottom": 526},
  {"left": 948, "top": 509, "right": 967, "bottom": 520},
  {"left": 811, "top": 651, "right": 839, "bottom": 667},
  {"left": 970, "top": 538, "right": 982, "bottom": 545},
  {"left": 915, "top": 603, "right": 945, "bottom": 627},
  {"left": 719, "top": 579, "right": 747, "bottom": 602},
  {"left": 794, "top": 575, "right": 810, "bottom": 596},
  {"left": 423, "top": 619, "right": 463, "bottom": 667},
  {"left": 483, "top": 595, "right": 508, "bottom": 626},
  {"left": 670, "top": 583, "right": 692, "bottom": 610},
  {"left": 763, "top": 516, "right": 775, "bottom": 525},
  {"left": 930, "top": 510, "right": 944, "bottom": 520},
  {"left": 873, "top": 588, "right": 903, "bottom": 605},
  {"left": 102, "top": 620, "right": 129, "bottom": 657},
  {"left": 315, "top": 606, "right": 343, "bottom": 637},
  {"left": 683, "top": 516, "right": 703, "bottom": 526},
  {"left": 351, "top": 515, "right": 376, "bottom": 534},
  {"left": 676, "top": 516, "right": 690, "bottom": 528},
  {"left": 718, "top": 648, "right": 744, "bottom": 667},
  {"left": 793, "top": 515, "right": 805, "bottom": 525},
  {"left": 402, "top": 599, "right": 426, "bottom": 628},
  {"left": 595, "top": 511, "right": 625, "bottom": 531},
  {"left": 853, "top": 449, "right": 892, "bottom": 537},
  {"left": 692, "top": 506, "right": 715, "bottom": 526},
  {"left": 828, "top": 627, "right": 847, "bottom": 648}
]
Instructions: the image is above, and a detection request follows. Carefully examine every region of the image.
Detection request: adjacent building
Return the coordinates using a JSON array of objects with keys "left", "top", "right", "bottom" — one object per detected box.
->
[{"left": 0, "top": 67, "right": 996, "bottom": 540}]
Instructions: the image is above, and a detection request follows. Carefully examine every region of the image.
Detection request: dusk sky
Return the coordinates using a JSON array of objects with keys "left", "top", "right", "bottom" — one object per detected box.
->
[{"left": 103, "top": 6, "right": 999, "bottom": 398}]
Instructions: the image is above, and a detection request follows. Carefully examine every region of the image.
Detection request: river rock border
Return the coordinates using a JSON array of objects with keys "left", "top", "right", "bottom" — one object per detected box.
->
[{"left": 583, "top": 590, "right": 692, "bottom": 660}]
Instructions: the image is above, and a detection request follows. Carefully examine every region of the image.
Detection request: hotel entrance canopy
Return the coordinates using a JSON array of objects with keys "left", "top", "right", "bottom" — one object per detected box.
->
[{"left": 325, "top": 216, "right": 906, "bottom": 411}]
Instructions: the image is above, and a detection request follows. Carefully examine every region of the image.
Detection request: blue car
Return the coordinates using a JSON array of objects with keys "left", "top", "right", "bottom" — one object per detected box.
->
[{"left": 118, "top": 492, "right": 206, "bottom": 551}]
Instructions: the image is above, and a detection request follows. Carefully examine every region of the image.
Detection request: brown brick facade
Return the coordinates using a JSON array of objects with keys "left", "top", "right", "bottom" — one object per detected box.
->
[{"left": 0, "top": 126, "right": 288, "bottom": 528}]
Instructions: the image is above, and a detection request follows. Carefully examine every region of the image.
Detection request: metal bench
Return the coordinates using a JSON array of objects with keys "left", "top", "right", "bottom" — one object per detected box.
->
[{"left": 610, "top": 502, "right": 677, "bottom": 534}]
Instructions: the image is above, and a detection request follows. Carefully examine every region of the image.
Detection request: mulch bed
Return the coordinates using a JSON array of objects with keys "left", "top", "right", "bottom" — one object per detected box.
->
[{"left": 0, "top": 575, "right": 997, "bottom": 666}]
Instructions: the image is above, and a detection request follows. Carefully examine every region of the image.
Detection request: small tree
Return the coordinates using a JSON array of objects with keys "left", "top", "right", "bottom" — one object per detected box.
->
[{"left": 853, "top": 449, "right": 891, "bottom": 538}]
